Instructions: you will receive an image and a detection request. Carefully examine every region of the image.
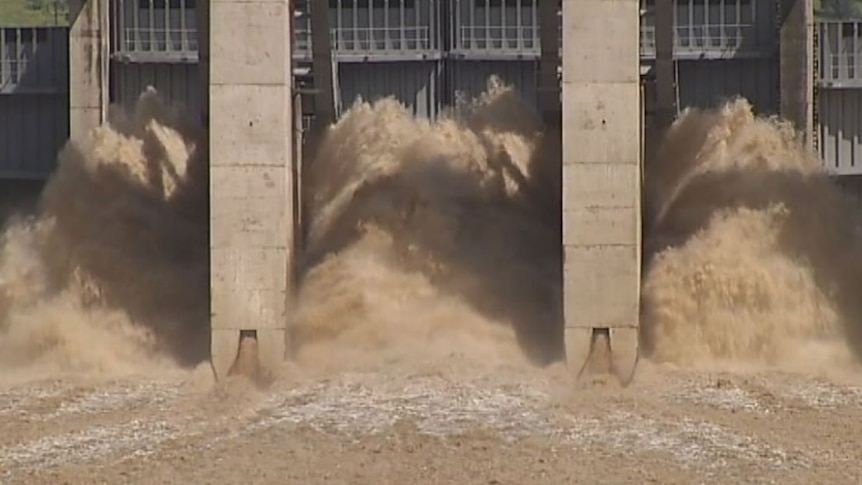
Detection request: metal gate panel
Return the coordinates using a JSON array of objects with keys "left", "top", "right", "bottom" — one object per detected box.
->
[
  {"left": 0, "top": 94, "right": 69, "bottom": 179},
  {"left": 0, "top": 27, "right": 69, "bottom": 180},
  {"left": 337, "top": 60, "right": 441, "bottom": 119},
  {"left": 295, "top": 0, "right": 442, "bottom": 61},
  {"left": 816, "top": 21, "right": 862, "bottom": 175},
  {"left": 819, "top": 21, "right": 862, "bottom": 87},
  {"left": 818, "top": 88, "right": 862, "bottom": 175},
  {"left": 640, "top": 0, "right": 777, "bottom": 59},
  {"left": 111, "top": 62, "right": 200, "bottom": 116},
  {"left": 446, "top": 59, "right": 539, "bottom": 111},
  {"left": 449, "top": 0, "right": 542, "bottom": 57},
  {"left": 1, "top": 27, "right": 68, "bottom": 93},
  {"left": 110, "top": 0, "right": 199, "bottom": 62},
  {"left": 676, "top": 58, "right": 779, "bottom": 114}
]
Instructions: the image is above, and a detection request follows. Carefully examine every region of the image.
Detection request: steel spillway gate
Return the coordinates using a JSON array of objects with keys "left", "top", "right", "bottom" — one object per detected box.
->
[
  {"left": 818, "top": 21, "right": 862, "bottom": 175},
  {"left": 102, "top": 0, "right": 786, "bottom": 127},
  {"left": 0, "top": 27, "right": 69, "bottom": 180}
]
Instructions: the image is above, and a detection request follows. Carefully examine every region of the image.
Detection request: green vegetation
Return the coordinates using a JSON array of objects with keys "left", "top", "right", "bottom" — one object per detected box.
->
[
  {"left": 816, "top": 0, "right": 862, "bottom": 20},
  {"left": 0, "top": 0, "right": 68, "bottom": 27}
]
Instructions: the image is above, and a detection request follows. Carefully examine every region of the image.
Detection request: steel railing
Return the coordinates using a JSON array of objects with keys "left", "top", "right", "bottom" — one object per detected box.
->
[{"left": 819, "top": 22, "right": 862, "bottom": 84}]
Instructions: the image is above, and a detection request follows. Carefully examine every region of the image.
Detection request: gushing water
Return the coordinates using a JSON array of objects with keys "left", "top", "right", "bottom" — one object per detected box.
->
[{"left": 1, "top": 82, "right": 860, "bottom": 380}]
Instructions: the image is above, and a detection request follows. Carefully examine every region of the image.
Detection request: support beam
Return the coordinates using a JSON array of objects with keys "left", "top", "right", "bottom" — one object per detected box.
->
[
  {"left": 197, "top": 0, "right": 210, "bottom": 127},
  {"left": 779, "top": 0, "right": 815, "bottom": 151},
  {"left": 208, "top": 0, "right": 295, "bottom": 381},
  {"left": 653, "top": 0, "right": 675, "bottom": 135},
  {"left": 310, "top": 0, "right": 336, "bottom": 129},
  {"left": 68, "top": 0, "right": 108, "bottom": 140},
  {"left": 561, "top": 0, "right": 641, "bottom": 384},
  {"left": 303, "top": 0, "right": 337, "bottom": 166},
  {"left": 539, "top": 0, "right": 561, "bottom": 126}
]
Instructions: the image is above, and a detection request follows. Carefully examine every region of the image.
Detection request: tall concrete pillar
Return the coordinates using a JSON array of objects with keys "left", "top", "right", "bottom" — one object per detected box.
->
[
  {"left": 779, "top": 0, "right": 815, "bottom": 151},
  {"left": 561, "top": 0, "right": 641, "bottom": 383},
  {"left": 208, "top": 0, "right": 295, "bottom": 380},
  {"left": 68, "top": 0, "right": 108, "bottom": 140}
]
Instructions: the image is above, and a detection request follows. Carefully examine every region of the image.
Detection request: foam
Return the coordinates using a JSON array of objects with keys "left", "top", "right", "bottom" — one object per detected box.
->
[{"left": 2, "top": 84, "right": 861, "bottom": 380}]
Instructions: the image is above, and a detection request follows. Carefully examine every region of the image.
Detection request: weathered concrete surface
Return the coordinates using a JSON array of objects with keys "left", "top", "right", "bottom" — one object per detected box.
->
[
  {"left": 779, "top": 0, "right": 815, "bottom": 150},
  {"left": 561, "top": 0, "right": 641, "bottom": 383},
  {"left": 208, "top": 0, "right": 294, "bottom": 380},
  {"left": 68, "top": 0, "right": 107, "bottom": 141}
]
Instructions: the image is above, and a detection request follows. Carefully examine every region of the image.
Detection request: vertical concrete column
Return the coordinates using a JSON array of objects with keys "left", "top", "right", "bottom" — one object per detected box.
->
[
  {"left": 68, "top": 0, "right": 108, "bottom": 140},
  {"left": 209, "top": 0, "right": 294, "bottom": 380},
  {"left": 561, "top": 0, "right": 641, "bottom": 383},
  {"left": 779, "top": 0, "right": 815, "bottom": 150},
  {"left": 539, "top": 0, "right": 561, "bottom": 126}
]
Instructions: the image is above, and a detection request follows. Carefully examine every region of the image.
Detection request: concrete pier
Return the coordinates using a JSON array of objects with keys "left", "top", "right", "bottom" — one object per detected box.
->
[
  {"left": 561, "top": 0, "right": 641, "bottom": 382},
  {"left": 68, "top": 0, "right": 107, "bottom": 140},
  {"left": 208, "top": 0, "right": 295, "bottom": 380},
  {"left": 780, "top": 0, "right": 815, "bottom": 149}
]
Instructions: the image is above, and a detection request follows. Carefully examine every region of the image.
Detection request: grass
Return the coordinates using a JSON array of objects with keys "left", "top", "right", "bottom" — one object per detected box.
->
[{"left": 0, "top": 0, "right": 67, "bottom": 27}]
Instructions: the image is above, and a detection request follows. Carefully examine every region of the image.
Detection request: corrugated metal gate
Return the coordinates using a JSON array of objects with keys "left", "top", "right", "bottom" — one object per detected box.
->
[
  {"left": 446, "top": 59, "right": 539, "bottom": 110},
  {"left": 110, "top": 62, "right": 200, "bottom": 115},
  {"left": 338, "top": 61, "right": 443, "bottom": 119},
  {"left": 639, "top": 0, "right": 780, "bottom": 115},
  {"left": 817, "top": 21, "right": 862, "bottom": 175},
  {"left": 443, "top": 0, "right": 780, "bottom": 117},
  {"left": 675, "top": 58, "right": 779, "bottom": 114},
  {"left": 0, "top": 27, "right": 69, "bottom": 179},
  {"left": 104, "top": 0, "right": 784, "bottom": 122},
  {"left": 109, "top": 0, "right": 200, "bottom": 117}
]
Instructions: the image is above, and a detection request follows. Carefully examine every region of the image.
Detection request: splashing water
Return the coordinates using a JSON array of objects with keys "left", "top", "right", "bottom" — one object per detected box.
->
[
  {"left": 642, "top": 98, "right": 862, "bottom": 371},
  {"left": 0, "top": 88, "right": 210, "bottom": 377},
  {"left": 294, "top": 78, "right": 563, "bottom": 369},
  {"left": 0, "top": 82, "right": 861, "bottom": 380}
]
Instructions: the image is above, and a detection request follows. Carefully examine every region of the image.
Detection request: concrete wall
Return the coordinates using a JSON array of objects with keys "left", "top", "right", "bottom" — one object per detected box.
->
[
  {"left": 0, "top": 27, "right": 69, "bottom": 179},
  {"left": 208, "top": 0, "right": 295, "bottom": 380},
  {"left": 68, "top": 0, "right": 108, "bottom": 141},
  {"left": 561, "top": 0, "right": 641, "bottom": 379},
  {"left": 780, "top": 0, "right": 815, "bottom": 149}
]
